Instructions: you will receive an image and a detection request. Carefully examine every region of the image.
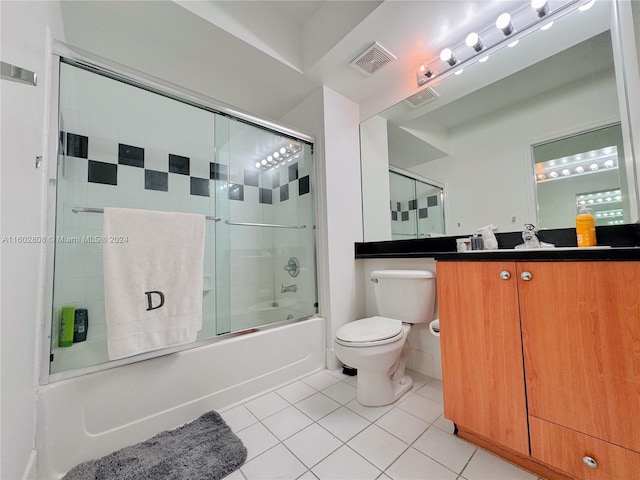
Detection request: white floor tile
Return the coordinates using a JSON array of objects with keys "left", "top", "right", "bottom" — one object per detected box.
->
[
  {"left": 396, "top": 393, "right": 443, "bottom": 424},
  {"left": 302, "top": 371, "right": 342, "bottom": 391},
  {"left": 312, "top": 445, "right": 381, "bottom": 480},
  {"left": 262, "top": 406, "right": 314, "bottom": 441},
  {"left": 235, "top": 422, "right": 280, "bottom": 461},
  {"left": 317, "top": 406, "right": 370, "bottom": 442},
  {"left": 295, "top": 392, "right": 341, "bottom": 421},
  {"left": 224, "top": 467, "right": 246, "bottom": 479},
  {"left": 277, "top": 381, "right": 318, "bottom": 404},
  {"left": 415, "top": 379, "right": 444, "bottom": 404},
  {"left": 244, "top": 391, "right": 290, "bottom": 420},
  {"left": 413, "top": 425, "right": 476, "bottom": 474},
  {"left": 347, "top": 424, "right": 409, "bottom": 471},
  {"left": 321, "top": 381, "right": 357, "bottom": 405},
  {"left": 386, "top": 447, "right": 458, "bottom": 480},
  {"left": 345, "top": 399, "right": 393, "bottom": 422},
  {"left": 326, "top": 368, "right": 351, "bottom": 380},
  {"left": 297, "top": 471, "right": 319, "bottom": 479},
  {"left": 433, "top": 414, "right": 456, "bottom": 434},
  {"left": 241, "top": 444, "right": 307, "bottom": 480},
  {"left": 461, "top": 449, "right": 538, "bottom": 480},
  {"left": 220, "top": 405, "right": 258, "bottom": 433},
  {"left": 376, "top": 407, "right": 429, "bottom": 444},
  {"left": 283, "top": 423, "right": 342, "bottom": 468}
]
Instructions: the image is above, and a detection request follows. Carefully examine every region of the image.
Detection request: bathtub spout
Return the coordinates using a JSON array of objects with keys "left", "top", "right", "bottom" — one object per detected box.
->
[{"left": 281, "top": 284, "right": 297, "bottom": 293}]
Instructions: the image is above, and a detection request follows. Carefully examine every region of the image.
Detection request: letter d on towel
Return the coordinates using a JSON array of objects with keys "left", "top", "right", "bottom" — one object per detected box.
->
[{"left": 145, "top": 291, "right": 165, "bottom": 311}]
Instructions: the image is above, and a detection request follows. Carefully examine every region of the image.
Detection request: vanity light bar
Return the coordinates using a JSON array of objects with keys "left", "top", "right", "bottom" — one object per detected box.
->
[
  {"left": 254, "top": 143, "right": 303, "bottom": 172},
  {"left": 535, "top": 146, "right": 619, "bottom": 183},
  {"left": 576, "top": 190, "right": 622, "bottom": 206},
  {"left": 416, "top": 0, "right": 589, "bottom": 88}
]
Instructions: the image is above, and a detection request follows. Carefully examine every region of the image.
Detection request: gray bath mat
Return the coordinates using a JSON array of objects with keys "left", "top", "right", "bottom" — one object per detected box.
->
[{"left": 63, "top": 411, "right": 247, "bottom": 480}]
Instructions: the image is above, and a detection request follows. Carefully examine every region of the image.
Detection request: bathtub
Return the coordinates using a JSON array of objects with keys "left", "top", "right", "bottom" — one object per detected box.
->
[{"left": 37, "top": 316, "right": 326, "bottom": 479}]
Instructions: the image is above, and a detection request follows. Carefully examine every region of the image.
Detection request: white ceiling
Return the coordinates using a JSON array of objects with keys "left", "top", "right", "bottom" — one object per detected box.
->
[{"left": 58, "top": 1, "right": 613, "bottom": 138}]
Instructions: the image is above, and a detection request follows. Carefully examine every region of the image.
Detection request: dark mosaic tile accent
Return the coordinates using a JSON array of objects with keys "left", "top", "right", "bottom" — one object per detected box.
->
[
  {"left": 190, "top": 177, "right": 209, "bottom": 197},
  {"left": 280, "top": 184, "right": 289, "bottom": 202},
  {"left": 210, "top": 162, "right": 228, "bottom": 181},
  {"left": 409, "top": 199, "right": 417, "bottom": 210},
  {"left": 118, "top": 144, "right": 144, "bottom": 168},
  {"left": 401, "top": 211, "right": 410, "bottom": 221},
  {"left": 228, "top": 183, "right": 244, "bottom": 201},
  {"left": 169, "top": 154, "right": 190, "bottom": 175},
  {"left": 67, "top": 133, "right": 89, "bottom": 159},
  {"left": 272, "top": 172, "right": 280, "bottom": 189},
  {"left": 288, "top": 163, "right": 299, "bottom": 182},
  {"left": 244, "top": 169, "right": 259, "bottom": 187},
  {"left": 391, "top": 211, "right": 398, "bottom": 221},
  {"left": 427, "top": 195, "right": 439, "bottom": 207},
  {"left": 144, "top": 169, "right": 168, "bottom": 192},
  {"left": 88, "top": 160, "right": 117, "bottom": 185},
  {"left": 259, "top": 188, "right": 272, "bottom": 204},
  {"left": 397, "top": 202, "right": 401, "bottom": 211},
  {"left": 298, "top": 175, "right": 310, "bottom": 196},
  {"left": 419, "top": 208, "right": 429, "bottom": 219}
]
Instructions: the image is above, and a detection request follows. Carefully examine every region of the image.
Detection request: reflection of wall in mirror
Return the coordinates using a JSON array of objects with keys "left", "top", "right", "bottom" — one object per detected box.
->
[{"left": 410, "top": 68, "right": 620, "bottom": 236}]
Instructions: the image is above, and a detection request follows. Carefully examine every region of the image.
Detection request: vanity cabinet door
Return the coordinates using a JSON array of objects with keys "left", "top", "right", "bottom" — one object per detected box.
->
[
  {"left": 437, "top": 261, "right": 529, "bottom": 455},
  {"left": 518, "top": 261, "right": 640, "bottom": 453}
]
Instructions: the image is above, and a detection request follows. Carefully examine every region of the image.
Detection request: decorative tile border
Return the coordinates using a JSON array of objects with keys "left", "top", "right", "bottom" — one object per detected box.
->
[{"left": 60, "top": 130, "right": 311, "bottom": 204}]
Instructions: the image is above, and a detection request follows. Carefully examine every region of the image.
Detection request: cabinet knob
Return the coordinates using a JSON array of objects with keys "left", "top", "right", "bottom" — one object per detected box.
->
[
  {"left": 500, "top": 271, "right": 511, "bottom": 280},
  {"left": 582, "top": 456, "right": 598, "bottom": 469},
  {"left": 520, "top": 271, "right": 532, "bottom": 281}
]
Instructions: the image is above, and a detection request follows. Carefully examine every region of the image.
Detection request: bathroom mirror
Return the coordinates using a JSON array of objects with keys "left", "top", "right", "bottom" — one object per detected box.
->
[{"left": 360, "top": 0, "right": 640, "bottom": 240}]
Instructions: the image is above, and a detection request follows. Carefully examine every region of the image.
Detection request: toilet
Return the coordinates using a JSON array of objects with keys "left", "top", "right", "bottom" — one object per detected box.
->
[{"left": 334, "top": 270, "right": 436, "bottom": 406}]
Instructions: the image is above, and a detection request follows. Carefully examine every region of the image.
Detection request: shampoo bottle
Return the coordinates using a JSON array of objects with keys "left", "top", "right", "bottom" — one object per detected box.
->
[
  {"left": 576, "top": 205, "right": 597, "bottom": 247},
  {"left": 59, "top": 306, "right": 75, "bottom": 347}
]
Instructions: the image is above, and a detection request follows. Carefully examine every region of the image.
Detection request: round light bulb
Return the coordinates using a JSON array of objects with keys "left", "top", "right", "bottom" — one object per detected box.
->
[
  {"left": 267, "top": 155, "right": 273, "bottom": 162},
  {"left": 280, "top": 147, "right": 286, "bottom": 154},
  {"left": 531, "top": 0, "right": 549, "bottom": 17},
  {"left": 465, "top": 32, "right": 483, "bottom": 52},
  {"left": 549, "top": 171, "right": 558, "bottom": 178},
  {"left": 604, "top": 160, "right": 614, "bottom": 167},
  {"left": 273, "top": 151, "right": 279, "bottom": 158},
  {"left": 575, "top": 166, "right": 584, "bottom": 173},
  {"left": 255, "top": 162, "right": 261, "bottom": 169},
  {"left": 261, "top": 159, "right": 267, "bottom": 165},
  {"left": 562, "top": 169, "right": 571, "bottom": 176},
  {"left": 590, "top": 163, "right": 599, "bottom": 171},
  {"left": 496, "top": 13, "right": 514, "bottom": 35}
]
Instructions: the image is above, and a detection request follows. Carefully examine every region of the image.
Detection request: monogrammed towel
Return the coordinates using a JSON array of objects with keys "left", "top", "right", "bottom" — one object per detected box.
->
[{"left": 103, "top": 208, "right": 205, "bottom": 360}]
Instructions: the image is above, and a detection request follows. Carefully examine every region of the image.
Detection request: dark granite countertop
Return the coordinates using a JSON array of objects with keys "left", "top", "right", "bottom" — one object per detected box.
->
[{"left": 355, "top": 224, "right": 640, "bottom": 261}]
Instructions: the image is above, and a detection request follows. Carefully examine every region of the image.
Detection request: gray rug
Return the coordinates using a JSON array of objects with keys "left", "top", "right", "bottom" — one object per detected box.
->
[{"left": 63, "top": 411, "right": 247, "bottom": 480}]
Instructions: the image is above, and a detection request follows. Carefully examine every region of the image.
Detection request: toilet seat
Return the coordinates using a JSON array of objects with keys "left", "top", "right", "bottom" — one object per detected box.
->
[{"left": 335, "top": 316, "right": 405, "bottom": 347}]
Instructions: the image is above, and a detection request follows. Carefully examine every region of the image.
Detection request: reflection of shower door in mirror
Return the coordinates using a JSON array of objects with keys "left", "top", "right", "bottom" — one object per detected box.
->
[
  {"left": 389, "top": 169, "right": 445, "bottom": 240},
  {"left": 533, "top": 124, "right": 628, "bottom": 229}
]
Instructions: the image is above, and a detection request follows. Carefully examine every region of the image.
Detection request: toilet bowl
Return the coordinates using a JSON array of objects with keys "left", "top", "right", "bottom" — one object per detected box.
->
[{"left": 334, "top": 270, "right": 436, "bottom": 406}]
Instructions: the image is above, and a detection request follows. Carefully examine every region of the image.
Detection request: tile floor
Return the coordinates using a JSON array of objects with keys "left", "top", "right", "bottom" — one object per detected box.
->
[{"left": 220, "top": 369, "right": 545, "bottom": 480}]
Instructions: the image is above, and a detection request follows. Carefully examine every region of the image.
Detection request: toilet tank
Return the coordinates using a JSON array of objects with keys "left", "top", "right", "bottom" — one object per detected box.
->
[{"left": 371, "top": 270, "right": 435, "bottom": 324}]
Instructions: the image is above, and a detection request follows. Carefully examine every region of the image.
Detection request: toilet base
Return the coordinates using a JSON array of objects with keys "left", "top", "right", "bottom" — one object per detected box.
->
[{"left": 356, "top": 371, "right": 414, "bottom": 406}]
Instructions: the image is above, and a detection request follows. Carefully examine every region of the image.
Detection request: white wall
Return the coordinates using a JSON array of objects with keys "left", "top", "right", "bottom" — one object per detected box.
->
[
  {"left": 0, "top": 2, "right": 65, "bottom": 478},
  {"left": 412, "top": 68, "right": 621, "bottom": 236},
  {"left": 320, "top": 87, "right": 365, "bottom": 368},
  {"left": 360, "top": 115, "right": 391, "bottom": 241}
]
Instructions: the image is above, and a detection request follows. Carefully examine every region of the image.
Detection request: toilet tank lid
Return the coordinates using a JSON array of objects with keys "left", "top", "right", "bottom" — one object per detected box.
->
[{"left": 370, "top": 270, "right": 434, "bottom": 279}]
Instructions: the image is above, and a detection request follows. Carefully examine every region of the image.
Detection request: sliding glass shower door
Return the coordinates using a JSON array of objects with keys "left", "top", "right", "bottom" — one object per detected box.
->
[{"left": 50, "top": 60, "right": 316, "bottom": 376}]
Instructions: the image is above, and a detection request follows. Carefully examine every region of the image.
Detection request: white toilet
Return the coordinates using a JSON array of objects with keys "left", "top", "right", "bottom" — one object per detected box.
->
[{"left": 334, "top": 270, "right": 436, "bottom": 406}]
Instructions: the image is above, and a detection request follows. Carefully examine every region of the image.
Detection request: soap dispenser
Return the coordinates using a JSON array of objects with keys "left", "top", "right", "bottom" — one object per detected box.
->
[{"left": 576, "top": 205, "right": 597, "bottom": 247}]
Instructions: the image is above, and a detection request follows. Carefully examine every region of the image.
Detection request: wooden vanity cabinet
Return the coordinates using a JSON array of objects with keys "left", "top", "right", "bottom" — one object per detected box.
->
[
  {"left": 519, "top": 261, "right": 640, "bottom": 478},
  {"left": 437, "top": 261, "right": 530, "bottom": 455},
  {"left": 437, "top": 260, "right": 640, "bottom": 480}
]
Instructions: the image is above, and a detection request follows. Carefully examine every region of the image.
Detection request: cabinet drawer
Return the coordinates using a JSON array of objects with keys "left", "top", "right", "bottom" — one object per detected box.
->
[{"left": 530, "top": 416, "right": 640, "bottom": 480}]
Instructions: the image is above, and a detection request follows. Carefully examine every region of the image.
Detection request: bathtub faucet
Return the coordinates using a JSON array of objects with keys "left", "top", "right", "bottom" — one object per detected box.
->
[{"left": 281, "top": 283, "right": 297, "bottom": 293}]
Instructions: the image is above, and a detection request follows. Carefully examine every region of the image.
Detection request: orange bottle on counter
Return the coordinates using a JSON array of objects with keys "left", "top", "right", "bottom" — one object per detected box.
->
[{"left": 576, "top": 205, "right": 597, "bottom": 247}]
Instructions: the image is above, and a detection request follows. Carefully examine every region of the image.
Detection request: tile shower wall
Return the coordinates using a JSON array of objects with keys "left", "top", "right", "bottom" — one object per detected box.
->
[{"left": 52, "top": 63, "right": 316, "bottom": 374}]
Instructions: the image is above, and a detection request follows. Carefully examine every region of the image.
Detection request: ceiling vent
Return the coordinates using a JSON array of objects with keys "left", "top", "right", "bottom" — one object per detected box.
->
[
  {"left": 405, "top": 87, "right": 439, "bottom": 108},
  {"left": 350, "top": 42, "right": 396, "bottom": 76}
]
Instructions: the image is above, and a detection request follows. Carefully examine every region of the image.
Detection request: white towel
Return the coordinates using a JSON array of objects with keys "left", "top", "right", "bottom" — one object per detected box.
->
[{"left": 103, "top": 207, "right": 205, "bottom": 360}]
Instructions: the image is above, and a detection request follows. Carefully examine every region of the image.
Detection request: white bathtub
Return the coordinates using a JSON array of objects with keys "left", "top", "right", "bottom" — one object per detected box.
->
[{"left": 37, "top": 316, "right": 326, "bottom": 479}]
